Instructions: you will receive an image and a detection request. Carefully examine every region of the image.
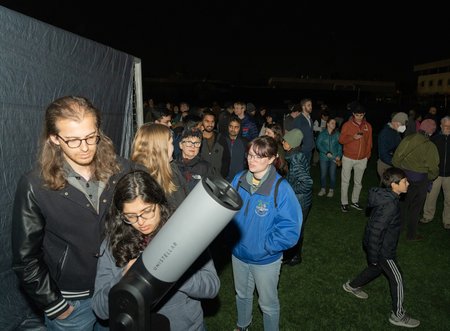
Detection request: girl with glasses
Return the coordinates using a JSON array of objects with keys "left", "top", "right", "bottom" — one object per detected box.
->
[
  {"left": 175, "top": 127, "right": 216, "bottom": 192},
  {"left": 230, "top": 136, "right": 302, "bottom": 331},
  {"left": 92, "top": 170, "right": 220, "bottom": 330}
]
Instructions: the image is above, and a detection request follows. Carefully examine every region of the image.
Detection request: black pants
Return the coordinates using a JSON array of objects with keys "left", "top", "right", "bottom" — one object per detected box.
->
[
  {"left": 284, "top": 204, "right": 311, "bottom": 260},
  {"left": 400, "top": 178, "right": 428, "bottom": 239},
  {"left": 350, "top": 259, "right": 405, "bottom": 317}
]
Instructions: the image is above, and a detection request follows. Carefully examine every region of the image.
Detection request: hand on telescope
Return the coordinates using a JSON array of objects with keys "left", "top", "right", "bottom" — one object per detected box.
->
[{"left": 123, "top": 258, "right": 137, "bottom": 275}]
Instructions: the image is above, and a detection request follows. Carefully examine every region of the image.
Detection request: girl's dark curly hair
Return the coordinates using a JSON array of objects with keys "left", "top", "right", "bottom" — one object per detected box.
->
[{"left": 105, "top": 170, "right": 172, "bottom": 267}]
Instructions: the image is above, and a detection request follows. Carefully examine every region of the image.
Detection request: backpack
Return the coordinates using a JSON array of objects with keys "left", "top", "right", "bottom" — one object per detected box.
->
[{"left": 235, "top": 171, "right": 284, "bottom": 208}]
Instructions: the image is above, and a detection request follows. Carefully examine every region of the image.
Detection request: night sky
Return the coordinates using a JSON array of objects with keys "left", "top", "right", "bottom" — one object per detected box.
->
[{"left": 1, "top": 1, "right": 450, "bottom": 85}]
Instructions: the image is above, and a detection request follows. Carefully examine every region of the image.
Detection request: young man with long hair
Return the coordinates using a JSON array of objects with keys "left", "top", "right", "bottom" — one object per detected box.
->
[{"left": 12, "top": 96, "right": 137, "bottom": 330}]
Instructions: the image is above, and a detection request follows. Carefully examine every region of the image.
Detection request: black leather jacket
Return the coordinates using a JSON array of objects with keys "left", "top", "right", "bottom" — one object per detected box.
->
[{"left": 11, "top": 157, "right": 135, "bottom": 319}]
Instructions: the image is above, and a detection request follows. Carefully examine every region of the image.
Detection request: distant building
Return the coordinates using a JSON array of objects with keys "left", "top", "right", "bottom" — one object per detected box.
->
[
  {"left": 414, "top": 59, "right": 450, "bottom": 95},
  {"left": 414, "top": 58, "right": 450, "bottom": 108}
]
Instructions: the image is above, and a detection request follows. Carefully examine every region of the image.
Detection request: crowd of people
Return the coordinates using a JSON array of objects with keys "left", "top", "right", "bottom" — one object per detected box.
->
[{"left": 10, "top": 95, "right": 449, "bottom": 330}]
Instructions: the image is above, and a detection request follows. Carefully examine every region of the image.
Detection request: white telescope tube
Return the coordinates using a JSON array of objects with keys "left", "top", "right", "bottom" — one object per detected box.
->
[{"left": 109, "top": 176, "right": 242, "bottom": 330}]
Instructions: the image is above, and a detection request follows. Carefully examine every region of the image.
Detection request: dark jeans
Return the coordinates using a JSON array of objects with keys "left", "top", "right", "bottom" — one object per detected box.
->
[{"left": 319, "top": 158, "right": 337, "bottom": 189}]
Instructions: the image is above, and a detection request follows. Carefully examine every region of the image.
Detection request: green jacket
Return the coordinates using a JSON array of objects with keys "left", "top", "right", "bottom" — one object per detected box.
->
[{"left": 392, "top": 132, "right": 439, "bottom": 180}]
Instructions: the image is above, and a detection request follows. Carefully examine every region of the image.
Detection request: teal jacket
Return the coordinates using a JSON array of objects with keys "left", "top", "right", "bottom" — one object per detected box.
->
[
  {"left": 230, "top": 166, "right": 302, "bottom": 265},
  {"left": 316, "top": 130, "right": 343, "bottom": 161}
]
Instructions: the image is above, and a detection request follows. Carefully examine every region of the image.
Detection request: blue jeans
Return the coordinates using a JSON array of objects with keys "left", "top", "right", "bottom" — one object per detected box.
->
[
  {"left": 319, "top": 158, "right": 337, "bottom": 189},
  {"left": 45, "top": 298, "right": 109, "bottom": 331},
  {"left": 232, "top": 255, "right": 282, "bottom": 331}
]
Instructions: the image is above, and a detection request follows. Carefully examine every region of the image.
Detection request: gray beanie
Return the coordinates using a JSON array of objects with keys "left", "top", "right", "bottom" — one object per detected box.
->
[
  {"left": 283, "top": 129, "right": 303, "bottom": 149},
  {"left": 391, "top": 112, "right": 408, "bottom": 125}
]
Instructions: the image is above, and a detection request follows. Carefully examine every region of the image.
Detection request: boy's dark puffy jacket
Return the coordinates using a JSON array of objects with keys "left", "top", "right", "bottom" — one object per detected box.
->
[{"left": 363, "top": 187, "right": 401, "bottom": 264}]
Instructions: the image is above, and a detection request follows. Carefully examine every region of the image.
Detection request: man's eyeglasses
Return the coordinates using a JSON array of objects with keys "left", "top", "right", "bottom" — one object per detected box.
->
[
  {"left": 57, "top": 134, "right": 100, "bottom": 149},
  {"left": 182, "top": 140, "right": 201, "bottom": 147},
  {"left": 121, "top": 204, "right": 157, "bottom": 225},
  {"left": 246, "top": 153, "right": 266, "bottom": 160}
]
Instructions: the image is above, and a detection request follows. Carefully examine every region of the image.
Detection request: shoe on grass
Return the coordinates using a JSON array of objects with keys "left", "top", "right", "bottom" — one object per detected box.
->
[
  {"left": 406, "top": 235, "right": 424, "bottom": 241},
  {"left": 285, "top": 255, "right": 302, "bottom": 266},
  {"left": 350, "top": 202, "right": 363, "bottom": 210},
  {"left": 389, "top": 312, "right": 420, "bottom": 328},
  {"left": 341, "top": 204, "right": 349, "bottom": 212},
  {"left": 342, "top": 281, "right": 368, "bottom": 299},
  {"left": 318, "top": 188, "right": 326, "bottom": 196},
  {"left": 419, "top": 217, "right": 432, "bottom": 224},
  {"left": 327, "top": 189, "right": 334, "bottom": 197}
]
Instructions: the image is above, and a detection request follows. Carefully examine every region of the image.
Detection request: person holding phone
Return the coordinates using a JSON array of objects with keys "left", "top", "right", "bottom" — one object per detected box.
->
[{"left": 338, "top": 102, "right": 373, "bottom": 212}]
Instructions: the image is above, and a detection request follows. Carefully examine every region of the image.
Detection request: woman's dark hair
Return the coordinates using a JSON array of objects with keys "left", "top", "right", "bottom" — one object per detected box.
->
[
  {"left": 106, "top": 170, "right": 172, "bottom": 267},
  {"left": 381, "top": 167, "right": 406, "bottom": 188},
  {"left": 326, "top": 117, "right": 338, "bottom": 135},
  {"left": 247, "top": 136, "right": 278, "bottom": 158},
  {"left": 181, "top": 126, "right": 203, "bottom": 141}
]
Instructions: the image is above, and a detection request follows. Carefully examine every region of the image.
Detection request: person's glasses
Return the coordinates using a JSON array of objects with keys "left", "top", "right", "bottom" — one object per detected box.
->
[
  {"left": 57, "top": 134, "right": 100, "bottom": 148},
  {"left": 182, "top": 140, "right": 201, "bottom": 147},
  {"left": 246, "top": 153, "right": 266, "bottom": 160},
  {"left": 122, "top": 204, "right": 157, "bottom": 225}
]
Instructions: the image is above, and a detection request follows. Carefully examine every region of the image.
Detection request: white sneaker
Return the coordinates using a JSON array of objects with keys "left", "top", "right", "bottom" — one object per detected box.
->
[
  {"left": 389, "top": 312, "right": 420, "bottom": 328},
  {"left": 327, "top": 189, "right": 334, "bottom": 198},
  {"left": 318, "top": 188, "right": 326, "bottom": 196},
  {"left": 343, "top": 281, "right": 368, "bottom": 299}
]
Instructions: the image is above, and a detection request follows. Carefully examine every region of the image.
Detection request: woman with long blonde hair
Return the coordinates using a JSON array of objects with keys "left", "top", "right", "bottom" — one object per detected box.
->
[{"left": 131, "top": 123, "right": 187, "bottom": 209}]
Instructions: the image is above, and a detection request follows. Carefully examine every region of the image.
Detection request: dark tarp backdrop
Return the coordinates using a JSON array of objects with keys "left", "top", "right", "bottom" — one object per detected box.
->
[{"left": 0, "top": 6, "right": 138, "bottom": 329}]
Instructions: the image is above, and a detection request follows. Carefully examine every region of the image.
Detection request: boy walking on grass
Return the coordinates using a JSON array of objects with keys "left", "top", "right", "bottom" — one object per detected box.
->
[{"left": 343, "top": 167, "right": 420, "bottom": 328}]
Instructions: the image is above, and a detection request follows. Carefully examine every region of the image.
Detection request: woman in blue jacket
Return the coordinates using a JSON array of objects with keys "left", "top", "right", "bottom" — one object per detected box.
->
[
  {"left": 316, "top": 117, "right": 343, "bottom": 198},
  {"left": 230, "top": 136, "right": 302, "bottom": 331}
]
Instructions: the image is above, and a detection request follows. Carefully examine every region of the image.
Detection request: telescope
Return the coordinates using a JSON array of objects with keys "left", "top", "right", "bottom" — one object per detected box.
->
[{"left": 109, "top": 176, "right": 242, "bottom": 330}]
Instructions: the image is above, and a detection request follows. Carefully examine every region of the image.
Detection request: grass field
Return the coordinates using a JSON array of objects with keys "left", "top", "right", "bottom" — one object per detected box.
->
[{"left": 204, "top": 157, "right": 450, "bottom": 330}]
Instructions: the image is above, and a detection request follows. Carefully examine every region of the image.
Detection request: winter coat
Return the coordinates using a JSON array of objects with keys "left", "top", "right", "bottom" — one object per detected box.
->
[
  {"left": 339, "top": 117, "right": 373, "bottom": 160},
  {"left": 293, "top": 113, "right": 315, "bottom": 153},
  {"left": 363, "top": 188, "right": 401, "bottom": 264},
  {"left": 431, "top": 132, "right": 450, "bottom": 177},
  {"left": 392, "top": 132, "right": 439, "bottom": 181},
  {"left": 378, "top": 124, "right": 402, "bottom": 166},
  {"left": 284, "top": 147, "right": 313, "bottom": 209},
  {"left": 92, "top": 240, "right": 220, "bottom": 331},
  {"left": 200, "top": 132, "right": 230, "bottom": 178},
  {"left": 11, "top": 157, "right": 136, "bottom": 319},
  {"left": 217, "top": 134, "right": 248, "bottom": 182},
  {"left": 316, "top": 130, "right": 343, "bottom": 161},
  {"left": 230, "top": 166, "right": 302, "bottom": 265},
  {"left": 175, "top": 155, "right": 215, "bottom": 193},
  {"left": 239, "top": 114, "right": 259, "bottom": 141}
]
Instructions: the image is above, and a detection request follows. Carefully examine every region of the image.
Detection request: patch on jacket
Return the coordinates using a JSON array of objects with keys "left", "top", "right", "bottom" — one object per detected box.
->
[{"left": 255, "top": 200, "right": 269, "bottom": 216}]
